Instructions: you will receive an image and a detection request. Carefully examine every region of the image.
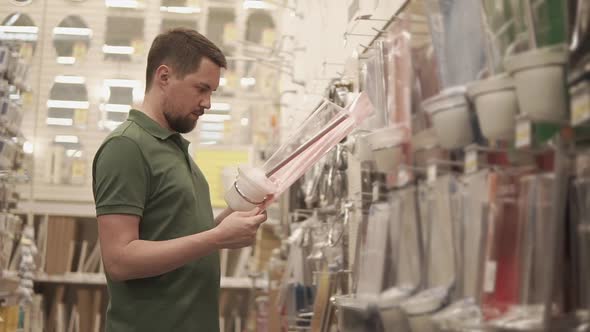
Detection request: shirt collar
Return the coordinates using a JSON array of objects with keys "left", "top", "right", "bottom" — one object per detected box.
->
[
  {"left": 127, "top": 109, "right": 176, "bottom": 140},
  {"left": 127, "top": 109, "right": 192, "bottom": 151}
]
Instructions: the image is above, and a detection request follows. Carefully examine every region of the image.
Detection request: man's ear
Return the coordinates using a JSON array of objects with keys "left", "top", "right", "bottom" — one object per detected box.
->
[{"left": 154, "top": 64, "right": 171, "bottom": 89}]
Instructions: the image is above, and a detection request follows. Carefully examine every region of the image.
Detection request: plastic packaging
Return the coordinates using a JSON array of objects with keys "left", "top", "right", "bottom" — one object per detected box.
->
[
  {"left": 357, "top": 202, "right": 391, "bottom": 297},
  {"left": 224, "top": 93, "right": 374, "bottom": 210},
  {"left": 424, "top": 0, "right": 488, "bottom": 88},
  {"left": 262, "top": 92, "right": 374, "bottom": 200},
  {"left": 517, "top": 174, "right": 555, "bottom": 306},
  {"left": 360, "top": 41, "right": 388, "bottom": 130}
]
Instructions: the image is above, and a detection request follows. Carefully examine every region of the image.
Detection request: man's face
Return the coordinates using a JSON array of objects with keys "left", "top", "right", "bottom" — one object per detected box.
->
[{"left": 162, "top": 57, "right": 221, "bottom": 133}]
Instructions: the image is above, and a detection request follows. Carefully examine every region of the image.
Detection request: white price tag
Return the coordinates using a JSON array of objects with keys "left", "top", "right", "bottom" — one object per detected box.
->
[
  {"left": 571, "top": 93, "right": 590, "bottom": 126},
  {"left": 484, "top": 261, "right": 497, "bottom": 293},
  {"left": 465, "top": 150, "right": 478, "bottom": 174},
  {"left": 516, "top": 119, "right": 531, "bottom": 148},
  {"left": 427, "top": 164, "right": 437, "bottom": 184}
]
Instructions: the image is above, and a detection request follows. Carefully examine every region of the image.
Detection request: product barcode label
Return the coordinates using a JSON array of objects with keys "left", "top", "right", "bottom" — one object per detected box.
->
[
  {"left": 484, "top": 261, "right": 497, "bottom": 293},
  {"left": 516, "top": 119, "right": 531, "bottom": 148},
  {"left": 427, "top": 164, "right": 437, "bottom": 184},
  {"left": 465, "top": 150, "right": 478, "bottom": 174},
  {"left": 572, "top": 93, "right": 590, "bottom": 126}
]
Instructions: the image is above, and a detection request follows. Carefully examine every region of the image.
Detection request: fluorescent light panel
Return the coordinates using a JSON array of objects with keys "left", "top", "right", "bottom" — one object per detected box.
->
[
  {"left": 54, "top": 135, "right": 79, "bottom": 144},
  {"left": 200, "top": 114, "right": 230, "bottom": 123},
  {"left": 105, "top": 0, "right": 140, "bottom": 8},
  {"left": 210, "top": 102, "right": 231, "bottom": 112},
  {"left": 65, "top": 149, "right": 82, "bottom": 158},
  {"left": 57, "top": 57, "right": 76, "bottom": 65},
  {"left": 0, "top": 26, "right": 38, "bottom": 34},
  {"left": 101, "top": 103, "right": 130, "bottom": 113},
  {"left": 102, "top": 45, "right": 134, "bottom": 55},
  {"left": 54, "top": 75, "right": 86, "bottom": 84},
  {"left": 243, "top": 0, "right": 270, "bottom": 9},
  {"left": 240, "top": 77, "right": 256, "bottom": 87},
  {"left": 52, "top": 27, "right": 92, "bottom": 36},
  {"left": 160, "top": 6, "right": 201, "bottom": 14},
  {"left": 104, "top": 79, "right": 140, "bottom": 88},
  {"left": 47, "top": 100, "right": 90, "bottom": 109},
  {"left": 46, "top": 118, "right": 74, "bottom": 126}
]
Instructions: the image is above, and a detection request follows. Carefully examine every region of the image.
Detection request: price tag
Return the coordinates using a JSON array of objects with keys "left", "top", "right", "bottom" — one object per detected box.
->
[
  {"left": 262, "top": 28, "right": 276, "bottom": 48},
  {"left": 223, "top": 23, "right": 238, "bottom": 45},
  {"left": 571, "top": 93, "right": 590, "bottom": 126},
  {"left": 72, "top": 42, "right": 87, "bottom": 60},
  {"left": 427, "top": 164, "right": 437, "bottom": 184},
  {"left": 484, "top": 261, "right": 497, "bottom": 293},
  {"left": 74, "top": 109, "right": 87, "bottom": 127},
  {"left": 464, "top": 149, "right": 478, "bottom": 174},
  {"left": 516, "top": 119, "right": 531, "bottom": 148},
  {"left": 131, "top": 39, "right": 144, "bottom": 55},
  {"left": 71, "top": 159, "right": 86, "bottom": 178}
]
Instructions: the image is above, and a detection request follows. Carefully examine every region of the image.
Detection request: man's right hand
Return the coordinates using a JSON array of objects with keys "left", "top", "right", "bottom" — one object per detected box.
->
[{"left": 212, "top": 208, "right": 267, "bottom": 249}]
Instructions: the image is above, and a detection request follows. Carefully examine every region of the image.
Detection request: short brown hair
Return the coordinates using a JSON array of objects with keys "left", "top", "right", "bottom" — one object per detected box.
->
[{"left": 145, "top": 28, "right": 227, "bottom": 92}]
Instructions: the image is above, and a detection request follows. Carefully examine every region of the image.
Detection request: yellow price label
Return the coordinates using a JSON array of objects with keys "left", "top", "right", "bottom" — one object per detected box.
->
[
  {"left": 223, "top": 23, "right": 238, "bottom": 45},
  {"left": 73, "top": 42, "right": 87, "bottom": 60},
  {"left": 516, "top": 120, "right": 531, "bottom": 148},
  {"left": 464, "top": 150, "right": 478, "bottom": 174},
  {"left": 71, "top": 159, "right": 86, "bottom": 178},
  {"left": 186, "top": 0, "right": 200, "bottom": 8},
  {"left": 262, "top": 28, "right": 276, "bottom": 48},
  {"left": 571, "top": 94, "right": 590, "bottom": 126},
  {"left": 131, "top": 39, "right": 144, "bottom": 55},
  {"left": 74, "top": 109, "right": 87, "bottom": 126},
  {"left": 19, "top": 44, "right": 33, "bottom": 61}
]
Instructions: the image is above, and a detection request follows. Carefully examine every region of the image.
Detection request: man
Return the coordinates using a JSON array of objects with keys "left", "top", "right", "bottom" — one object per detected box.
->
[{"left": 92, "top": 28, "right": 266, "bottom": 332}]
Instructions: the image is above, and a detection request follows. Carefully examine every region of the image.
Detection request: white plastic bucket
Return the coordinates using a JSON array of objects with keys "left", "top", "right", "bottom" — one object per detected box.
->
[
  {"left": 504, "top": 45, "right": 569, "bottom": 123},
  {"left": 467, "top": 74, "right": 519, "bottom": 141}
]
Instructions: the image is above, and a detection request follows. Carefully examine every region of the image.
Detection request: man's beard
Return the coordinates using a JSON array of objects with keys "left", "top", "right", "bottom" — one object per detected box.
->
[{"left": 162, "top": 98, "right": 198, "bottom": 134}]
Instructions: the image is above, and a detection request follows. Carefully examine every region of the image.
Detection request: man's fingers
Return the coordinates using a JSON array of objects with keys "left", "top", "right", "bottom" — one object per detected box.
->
[{"left": 239, "top": 207, "right": 261, "bottom": 217}]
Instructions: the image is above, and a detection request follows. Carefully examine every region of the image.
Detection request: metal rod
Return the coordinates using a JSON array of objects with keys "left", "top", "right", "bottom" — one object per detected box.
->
[{"left": 265, "top": 112, "right": 349, "bottom": 177}]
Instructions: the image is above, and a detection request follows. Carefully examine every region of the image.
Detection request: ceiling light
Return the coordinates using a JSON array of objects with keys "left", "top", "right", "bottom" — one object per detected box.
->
[
  {"left": 200, "top": 131, "right": 223, "bottom": 140},
  {"left": 46, "top": 118, "right": 74, "bottom": 126},
  {"left": 243, "top": 0, "right": 270, "bottom": 9},
  {"left": 240, "top": 77, "right": 256, "bottom": 87},
  {"left": 105, "top": 0, "right": 140, "bottom": 9},
  {"left": 219, "top": 77, "right": 227, "bottom": 86},
  {"left": 23, "top": 141, "right": 33, "bottom": 154},
  {"left": 210, "top": 103, "right": 231, "bottom": 112},
  {"left": 54, "top": 135, "right": 79, "bottom": 144},
  {"left": 102, "top": 45, "right": 134, "bottom": 55},
  {"left": 54, "top": 75, "right": 86, "bottom": 84},
  {"left": 101, "top": 103, "right": 131, "bottom": 113},
  {"left": 200, "top": 141, "right": 217, "bottom": 145},
  {"left": 66, "top": 149, "right": 83, "bottom": 158},
  {"left": 0, "top": 26, "right": 38, "bottom": 34},
  {"left": 57, "top": 57, "right": 76, "bottom": 65},
  {"left": 104, "top": 79, "right": 140, "bottom": 87},
  {"left": 52, "top": 27, "right": 92, "bottom": 36},
  {"left": 47, "top": 100, "right": 90, "bottom": 109},
  {"left": 200, "top": 114, "right": 230, "bottom": 123},
  {"left": 160, "top": 6, "right": 201, "bottom": 14},
  {"left": 201, "top": 123, "right": 224, "bottom": 131}
]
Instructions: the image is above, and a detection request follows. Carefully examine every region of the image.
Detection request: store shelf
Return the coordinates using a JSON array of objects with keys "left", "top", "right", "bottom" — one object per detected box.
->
[{"left": 33, "top": 273, "right": 268, "bottom": 289}]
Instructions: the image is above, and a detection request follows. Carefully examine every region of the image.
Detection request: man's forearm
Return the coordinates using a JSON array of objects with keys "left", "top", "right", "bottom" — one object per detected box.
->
[
  {"left": 106, "top": 228, "right": 221, "bottom": 281},
  {"left": 214, "top": 207, "right": 233, "bottom": 225}
]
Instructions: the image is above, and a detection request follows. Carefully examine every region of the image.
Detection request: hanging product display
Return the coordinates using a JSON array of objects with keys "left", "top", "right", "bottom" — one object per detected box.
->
[{"left": 225, "top": 92, "right": 374, "bottom": 211}]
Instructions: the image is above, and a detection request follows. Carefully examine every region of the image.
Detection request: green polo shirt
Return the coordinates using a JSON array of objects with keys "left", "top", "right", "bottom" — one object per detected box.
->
[{"left": 92, "top": 109, "right": 220, "bottom": 332}]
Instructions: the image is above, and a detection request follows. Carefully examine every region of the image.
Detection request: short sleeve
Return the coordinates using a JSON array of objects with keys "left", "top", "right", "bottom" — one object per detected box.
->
[{"left": 93, "top": 136, "right": 149, "bottom": 217}]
